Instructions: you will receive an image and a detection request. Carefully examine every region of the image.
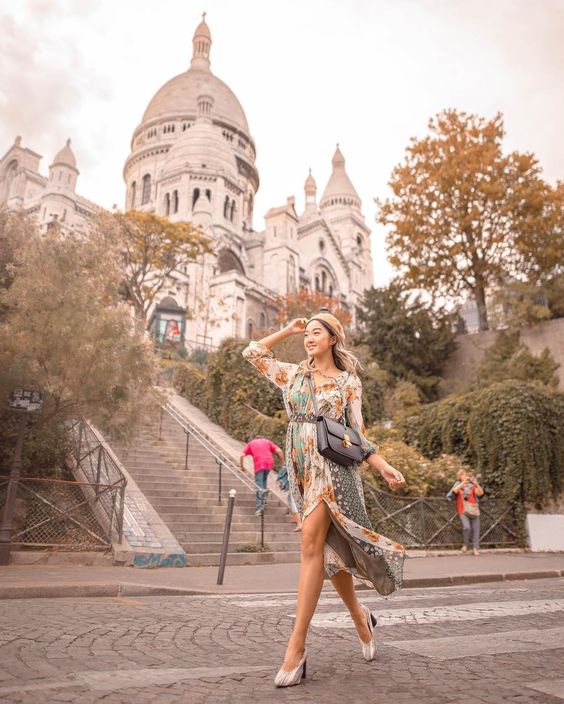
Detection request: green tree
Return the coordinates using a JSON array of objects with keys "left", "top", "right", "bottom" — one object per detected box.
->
[
  {"left": 0, "top": 218, "right": 160, "bottom": 443},
  {"left": 356, "top": 282, "right": 457, "bottom": 400},
  {"left": 95, "top": 209, "right": 212, "bottom": 324},
  {"left": 474, "top": 330, "right": 559, "bottom": 388},
  {"left": 377, "top": 110, "right": 560, "bottom": 330}
]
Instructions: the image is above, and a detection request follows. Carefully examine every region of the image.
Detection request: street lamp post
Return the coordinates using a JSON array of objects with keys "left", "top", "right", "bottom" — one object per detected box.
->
[{"left": 0, "top": 388, "right": 43, "bottom": 566}]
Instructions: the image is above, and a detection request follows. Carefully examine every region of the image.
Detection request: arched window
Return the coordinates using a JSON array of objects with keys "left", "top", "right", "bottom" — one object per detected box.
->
[
  {"left": 321, "top": 270, "right": 327, "bottom": 292},
  {"left": 223, "top": 195, "right": 230, "bottom": 218},
  {"left": 173, "top": 190, "right": 179, "bottom": 214},
  {"left": 205, "top": 189, "right": 211, "bottom": 201},
  {"left": 164, "top": 193, "right": 170, "bottom": 216},
  {"left": 192, "top": 188, "right": 200, "bottom": 208},
  {"left": 247, "top": 320, "right": 254, "bottom": 339},
  {"left": 356, "top": 234, "right": 363, "bottom": 249},
  {"left": 315, "top": 275, "right": 320, "bottom": 292},
  {"left": 217, "top": 248, "right": 245, "bottom": 275},
  {"left": 259, "top": 312, "right": 267, "bottom": 329},
  {"left": 130, "top": 181, "right": 136, "bottom": 208},
  {"left": 141, "top": 174, "right": 151, "bottom": 205},
  {"left": 229, "top": 199, "right": 235, "bottom": 222}
]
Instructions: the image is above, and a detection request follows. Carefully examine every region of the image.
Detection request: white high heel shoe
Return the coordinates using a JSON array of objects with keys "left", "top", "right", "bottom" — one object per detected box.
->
[
  {"left": 358, "top": 603, "right": 377, "bottom": 661},
  {"left": 274, "top": 650, "right": 307, "bottom": 687}
]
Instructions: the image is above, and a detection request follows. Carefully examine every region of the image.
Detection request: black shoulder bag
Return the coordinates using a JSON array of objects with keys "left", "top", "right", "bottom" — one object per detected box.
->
[{"left": 307, "top": 374, "right": 364, "bottom": 466}]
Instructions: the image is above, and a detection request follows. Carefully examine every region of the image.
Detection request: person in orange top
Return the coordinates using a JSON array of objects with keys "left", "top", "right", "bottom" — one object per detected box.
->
[{"left": 447, "top": 469, "right": 485, "bottom": 556}]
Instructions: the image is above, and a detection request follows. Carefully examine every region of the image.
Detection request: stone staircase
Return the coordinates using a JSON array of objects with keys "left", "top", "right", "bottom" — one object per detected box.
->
[{"left": 112, "top": 409, "right": 301, "bottom": 566}]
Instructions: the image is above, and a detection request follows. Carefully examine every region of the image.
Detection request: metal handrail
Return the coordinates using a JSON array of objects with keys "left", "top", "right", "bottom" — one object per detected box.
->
[
  {"left": 160, "top": 402, "right": 258, "bottom": 496},
  {"left": 68, "top": 418, "right": 127, "bottom": 543}
]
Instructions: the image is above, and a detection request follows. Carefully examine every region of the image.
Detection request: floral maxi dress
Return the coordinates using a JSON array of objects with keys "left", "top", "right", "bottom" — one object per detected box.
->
[{"left": 242, "top": 341, "right": 405, "bottom": 596}]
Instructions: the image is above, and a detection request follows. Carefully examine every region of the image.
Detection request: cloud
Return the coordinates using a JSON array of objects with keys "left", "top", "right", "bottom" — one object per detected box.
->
[{"left": 0, "top": 0, "right": 108, "bottom": 167}]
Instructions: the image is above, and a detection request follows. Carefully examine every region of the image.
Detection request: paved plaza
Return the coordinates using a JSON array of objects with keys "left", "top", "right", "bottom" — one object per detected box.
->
[{"left": 1, "top": 578, "right": 564, "bottom": 703}]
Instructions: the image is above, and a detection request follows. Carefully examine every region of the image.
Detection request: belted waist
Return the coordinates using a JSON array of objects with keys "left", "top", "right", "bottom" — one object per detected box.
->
[{"left": 288, "top": 414, "right": 317, "bottom": 423}]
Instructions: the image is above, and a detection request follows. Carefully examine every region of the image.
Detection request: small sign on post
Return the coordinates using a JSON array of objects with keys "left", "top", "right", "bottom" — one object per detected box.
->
[{"left": 8, "top": 388, "right": 44, "bottom": 414}]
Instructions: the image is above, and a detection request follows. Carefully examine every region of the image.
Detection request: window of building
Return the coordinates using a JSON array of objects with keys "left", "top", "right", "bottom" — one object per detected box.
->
[
  {"left": 247, "top": 319, "right": 254, "bottom": 339},
  {"left": 357, "top": 234, "right": 363, "bottom": 249},
  {"left": 192, "top": 188, "right": 200, "bottom": 208},
  {"left": 259, "top": 312, "right": 267, "bottom": 329},
  {"left": 205, "top": 189, "right": 211, "bottom": 201},
  {"left": 141, "top": 174, "right": 151, "bottom": 205},
  {"left": 164, "top": 193, "right": 170, "bottom": 216},
  {"left": 229, "top": 199, "right": 235, "bottom": 222},
  {"left": 130, "top": 181, "right": 136, "bottom": 208},
  {"left": 223, "top": 195, "right": 230, "bottom": 218},
  {"left": 173, "top": 190, "right": 179, "bottom": 214}
]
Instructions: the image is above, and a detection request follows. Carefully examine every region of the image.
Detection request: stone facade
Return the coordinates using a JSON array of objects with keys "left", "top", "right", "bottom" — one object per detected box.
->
[
  {"left": 1, "top": 14, "right": 375, "bottom": 350},
  {"left": 0, "top": 136, "right": 97, "bottom": 233}
]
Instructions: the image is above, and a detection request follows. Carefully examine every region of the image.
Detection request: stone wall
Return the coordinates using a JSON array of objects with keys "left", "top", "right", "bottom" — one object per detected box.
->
[{"left": 441, "top": 317, "right": 564, "bottom": 394}]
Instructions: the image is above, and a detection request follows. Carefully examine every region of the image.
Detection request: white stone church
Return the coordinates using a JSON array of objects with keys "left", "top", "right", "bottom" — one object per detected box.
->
[{"left": 0, "top": 15, "right": 374, "bottom": 350}]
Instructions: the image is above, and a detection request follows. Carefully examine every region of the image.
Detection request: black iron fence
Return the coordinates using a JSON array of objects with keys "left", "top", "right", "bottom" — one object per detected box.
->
[
  {"left": 0, "top": 419, "right": 127, "bottom": 552},
  {"left": 364, "top": 483, "right": 522, "bottom": 548},
  {"left": 0, "top": 476, "right": 121, "bottom": 550}
]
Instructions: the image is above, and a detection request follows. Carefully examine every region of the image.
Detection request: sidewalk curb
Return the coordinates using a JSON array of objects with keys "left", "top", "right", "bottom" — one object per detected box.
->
[{"left": 0, "top": 569, "right": 562, "bottom": 600}]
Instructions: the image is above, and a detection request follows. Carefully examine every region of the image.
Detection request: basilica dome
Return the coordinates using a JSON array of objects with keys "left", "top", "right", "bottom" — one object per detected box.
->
[
  {"left": 143, "top": 72, "right": 249, "bottom": 136},
  {"left": 160, "top": 100, "right": 239, "bottom": 181},
  {"left": 141, "top": 15, "right": 249, "bottom": 137}
]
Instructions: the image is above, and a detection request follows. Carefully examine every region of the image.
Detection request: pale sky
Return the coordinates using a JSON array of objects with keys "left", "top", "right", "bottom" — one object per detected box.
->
[{"left": 1, "top": 0, "right": 563, "bottom": 286}]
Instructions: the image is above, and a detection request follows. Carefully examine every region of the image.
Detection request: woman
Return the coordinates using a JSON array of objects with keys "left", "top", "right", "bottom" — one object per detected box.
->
[
  {"left": 447, "top": 469, "right": 485, "bottom": 556},
  {"left": 242, "top": 313, "right": 406, "bottom": 687}
]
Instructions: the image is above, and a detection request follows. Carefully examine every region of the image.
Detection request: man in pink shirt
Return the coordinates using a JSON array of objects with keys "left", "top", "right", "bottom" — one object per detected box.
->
[{"left": 240, "top": 436, "right": 284, "bottom": 515}]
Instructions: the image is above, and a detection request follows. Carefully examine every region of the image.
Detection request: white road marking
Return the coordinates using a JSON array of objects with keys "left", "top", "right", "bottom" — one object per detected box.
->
[
  {"left": 526, "top": 678, "right": 564, "bottom": 700},
  {"left": 305, "top": 599, "right": 564, "bottom": 628},
  {"left": 229, "top": 587, "right": 531, "bottom": 609},
  {"left": 0, "top": 666, "right": 272, "bottom": 695},
  {"left": 388, "top": 626, "right": 564, "bottom": 660}
]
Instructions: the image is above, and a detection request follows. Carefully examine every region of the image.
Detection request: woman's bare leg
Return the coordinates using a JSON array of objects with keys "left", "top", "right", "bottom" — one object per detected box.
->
[
  {"left": 330, "top": 570, "right": 371, "bottom": 643},
  {"left": 282, "top": 501, "right": 331, "bottom": 670}
]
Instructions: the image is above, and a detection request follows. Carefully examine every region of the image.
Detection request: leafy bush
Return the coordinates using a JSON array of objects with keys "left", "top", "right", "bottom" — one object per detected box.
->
[
  {"left": 174, "top": 339, "right": 287, "bottom": 448},
  {"left": 398, "top": 380, "right": 564, "bottom": 505},
  {"left": 0, "top": 415, "right": 73, "bottom": 479},
  {"left": 474, "top": 330, "right": 559, "bottom": 389},
  {"left": 364, "top": 430, "right": 465, "bottom": 497}
]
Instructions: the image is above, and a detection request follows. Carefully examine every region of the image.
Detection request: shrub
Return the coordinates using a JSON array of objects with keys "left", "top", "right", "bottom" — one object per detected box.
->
[
  {"left": 398, "top": 380, "right": 564, "bottom": 505},
  {"left": 364, "top": 431, "right": 465, "bottom": 497},
  {"left": 0, "top": 415, "right": 73, "bottom": 479}
]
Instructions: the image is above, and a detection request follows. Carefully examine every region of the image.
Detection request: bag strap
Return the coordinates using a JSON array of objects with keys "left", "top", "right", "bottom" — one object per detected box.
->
[
  {"left": 306, "top": 374, "right": 320, "bottom": 416},
  {"left": 307, "top": 372, "right": 348, "bottom": 429}
]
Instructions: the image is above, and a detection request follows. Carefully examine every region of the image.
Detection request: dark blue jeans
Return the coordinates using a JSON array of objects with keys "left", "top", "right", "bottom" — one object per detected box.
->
[{"left": 255, "top": 469, "right": 270, "bottom": 511}]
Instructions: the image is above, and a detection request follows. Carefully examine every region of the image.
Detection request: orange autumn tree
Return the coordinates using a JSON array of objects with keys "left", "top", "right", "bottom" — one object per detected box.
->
[
  {"left": 96, "top": 210, "right": 212, "bottom": 325},
  {"left": 377, "top": 110, "right": 560, "bottom": 331}
]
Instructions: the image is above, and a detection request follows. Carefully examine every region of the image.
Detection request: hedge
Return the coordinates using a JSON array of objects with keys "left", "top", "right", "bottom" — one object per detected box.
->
[
  {"left": 399, "top": 380, "right": 564, "bottom": 505},
  {"left": 173, "top": 339, "right": 287, "bottom": 449}
]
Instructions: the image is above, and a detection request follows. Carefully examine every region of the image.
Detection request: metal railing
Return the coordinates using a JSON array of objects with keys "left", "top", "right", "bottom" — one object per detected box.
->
[
  {"left": 364, "top": 483, "right": 522, "bottom": 549},
  {"left": 0, "top": 475, "right": 121, "bottom": 550},
  {"left": 158, "top": 402, "right": 274, "bottom": 549},
  {"left": 159, "top": 402, "right": 259, "bottom": 499},
  {"left": 69, "top": 418, "right": 127, "bottom": 544}
]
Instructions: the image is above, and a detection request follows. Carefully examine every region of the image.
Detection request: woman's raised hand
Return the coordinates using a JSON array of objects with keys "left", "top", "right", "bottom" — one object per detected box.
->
[{"left": 285, "top": 318, "right": 308, "bottom": 335}]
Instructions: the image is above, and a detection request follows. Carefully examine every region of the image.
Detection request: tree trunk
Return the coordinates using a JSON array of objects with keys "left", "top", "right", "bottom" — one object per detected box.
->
[{"left": 475, "top": 284, "right": 489, "bottom": 331}]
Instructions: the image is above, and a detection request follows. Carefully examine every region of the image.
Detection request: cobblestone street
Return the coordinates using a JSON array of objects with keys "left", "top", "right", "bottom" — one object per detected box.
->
[{"left": 1, "top": 578, "right": 564, "bottom": 704}]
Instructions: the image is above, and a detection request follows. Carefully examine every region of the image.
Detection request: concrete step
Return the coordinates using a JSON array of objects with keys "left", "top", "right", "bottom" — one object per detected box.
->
[
  {"left": 157, "top": 516, "right": 293, "bottom": 528},
  {"left": 173, "top": 530, "right": 300, "bottom": 542},
  {"left": 185, "top": 551, "right": 301, "bottom": 566},
  {"left": 182, "top": 540, "right": 300, "bottom": 554}
]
